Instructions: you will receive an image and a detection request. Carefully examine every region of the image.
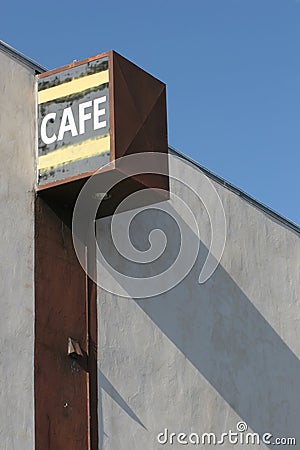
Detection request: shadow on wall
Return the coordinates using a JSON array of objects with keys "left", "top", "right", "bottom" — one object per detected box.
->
[
  {"left": 97, "top": 370, "right": 147, "bottom": 450},
  {"left": 96, "top": 206, "right": 300, "bottom": 449}
]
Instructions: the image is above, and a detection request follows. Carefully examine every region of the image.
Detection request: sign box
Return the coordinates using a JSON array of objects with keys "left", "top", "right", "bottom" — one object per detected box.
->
[{"left": 37, "top": 51, "right": 169, "bottom": 219}]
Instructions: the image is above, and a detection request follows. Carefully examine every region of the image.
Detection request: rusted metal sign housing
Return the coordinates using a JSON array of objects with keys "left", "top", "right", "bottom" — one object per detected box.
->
[
  {"left": 37, "top": 51, "right": 169, "bottom": 219},
  {"left": 35, "top": 51, "right": 169, "bottom": 449}
]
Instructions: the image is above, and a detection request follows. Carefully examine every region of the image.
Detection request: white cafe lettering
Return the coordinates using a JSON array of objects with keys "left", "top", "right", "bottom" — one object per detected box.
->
[{"left": 40, "top": 96, "right": 107, "bottom": 145}]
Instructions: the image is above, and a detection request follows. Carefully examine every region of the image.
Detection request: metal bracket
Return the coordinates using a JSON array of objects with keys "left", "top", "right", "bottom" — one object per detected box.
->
[{"left": 67, "top": 337, "right": 83, "bottom": 359}]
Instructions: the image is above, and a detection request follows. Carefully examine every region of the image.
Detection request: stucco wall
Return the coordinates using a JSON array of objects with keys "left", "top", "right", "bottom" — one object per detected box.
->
[
  {"left": 0, "top": 50, "right": 36, "bottom": 449},
  {"left": 96, "top": 154, "right": 300, "bottom": 449}
]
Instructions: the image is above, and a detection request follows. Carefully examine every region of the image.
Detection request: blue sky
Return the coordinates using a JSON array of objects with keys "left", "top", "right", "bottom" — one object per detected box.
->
[{"left": 1, "top": 0, "right": 299, "bottom": 224}]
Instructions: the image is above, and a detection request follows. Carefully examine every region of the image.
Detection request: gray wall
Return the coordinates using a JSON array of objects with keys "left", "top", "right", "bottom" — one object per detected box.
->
[
  {"left": 0, "top": 50, "right": 36, "bottom": 449},
  {"left": 96, "top": 154, "right": 300, "bottom": 449}
]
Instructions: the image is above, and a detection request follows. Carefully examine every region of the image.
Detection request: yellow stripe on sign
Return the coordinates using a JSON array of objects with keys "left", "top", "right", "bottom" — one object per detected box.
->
[
  {"left": 38, "top": 70, "right": 109, "bottom": 104},
  {"left": 38, "top": 135, "right": 110, "bottom": 172}
]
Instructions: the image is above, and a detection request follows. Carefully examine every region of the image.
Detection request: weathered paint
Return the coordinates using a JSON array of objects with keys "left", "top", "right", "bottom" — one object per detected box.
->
[
  {"left": 96, "top": 153, "right": 300, "bottom": 449},
  {"left": 38, "top": 56, "right": 110, "bottom": 185},
  {"left": 0, "top": 48, "right": 36, "bottom": 449}
]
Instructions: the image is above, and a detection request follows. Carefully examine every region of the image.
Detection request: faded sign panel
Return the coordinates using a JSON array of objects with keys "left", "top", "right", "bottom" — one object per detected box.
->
[{"left": 38, "top": 56, "right": 110, "bottom": 186}]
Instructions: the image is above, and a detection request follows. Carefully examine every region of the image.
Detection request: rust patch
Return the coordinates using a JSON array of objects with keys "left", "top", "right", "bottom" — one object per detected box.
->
[{"left": 35, "top": 198, "right": 97, "bottom": 449}]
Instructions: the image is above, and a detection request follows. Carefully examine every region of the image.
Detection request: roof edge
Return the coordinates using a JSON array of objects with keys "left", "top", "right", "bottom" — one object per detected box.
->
[
  {"left": 169, "top": 146, "right": 300, "bottom": 235},
  {"left": 0, "top": 40, "right": 47, "bottom": 73}
]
